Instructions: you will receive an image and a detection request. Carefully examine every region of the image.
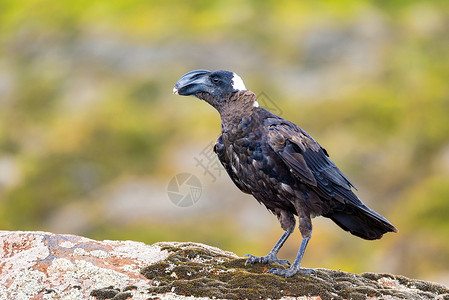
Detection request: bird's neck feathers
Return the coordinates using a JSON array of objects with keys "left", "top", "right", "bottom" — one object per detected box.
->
[{"left": 216, "top": 91, "right": 259, "bottom": 129}]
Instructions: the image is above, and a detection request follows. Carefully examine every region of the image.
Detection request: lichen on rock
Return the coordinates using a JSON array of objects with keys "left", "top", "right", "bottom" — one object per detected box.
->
[
  {"left": 0, "top": 231, "right": 168, "bottom": 299},
  {"left": 142, "top": 242, "right": 449, "bottom": 300},
  {"left": 1, "top": 231, "right": 448, "bottom": 299}
]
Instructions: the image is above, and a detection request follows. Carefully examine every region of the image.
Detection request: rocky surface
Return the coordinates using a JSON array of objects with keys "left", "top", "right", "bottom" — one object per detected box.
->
[
  {"left": 0, "top": 231, "right": 168, "bottom": 299},
  {"left": 0, "top": 231, "right": 448, "bottom": 299}
]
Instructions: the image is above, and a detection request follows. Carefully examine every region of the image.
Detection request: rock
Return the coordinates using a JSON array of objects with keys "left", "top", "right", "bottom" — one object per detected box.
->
[
  {"left": 0, "top": 231, "right": 168, "bottom": 299},
  {"left": 1, "top": 231, "right": 448, "bottom": 299}
]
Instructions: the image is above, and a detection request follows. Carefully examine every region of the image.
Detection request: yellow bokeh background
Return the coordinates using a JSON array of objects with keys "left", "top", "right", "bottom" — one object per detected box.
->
[{"left": 0, "top": 0, "right": 448, "bottom": 286}]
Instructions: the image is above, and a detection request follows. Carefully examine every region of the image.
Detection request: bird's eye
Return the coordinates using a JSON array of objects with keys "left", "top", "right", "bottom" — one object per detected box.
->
[{"left": 212, "top": 77, "right": 220, "bottom": 83}]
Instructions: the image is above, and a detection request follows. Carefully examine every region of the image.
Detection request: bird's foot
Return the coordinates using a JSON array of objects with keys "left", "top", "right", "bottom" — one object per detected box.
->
[
  {"left": 244, "top": 253, "right": 290, "bottom": 266},
  {"left": 267, "top": 266, "right": 316, "bottom": 278}
]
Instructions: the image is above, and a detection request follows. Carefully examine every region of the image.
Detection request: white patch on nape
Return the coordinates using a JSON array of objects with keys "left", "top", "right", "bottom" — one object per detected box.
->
[
  {"left": 253, "top": 100, "right": 259, "bottom": 107},
  {"left": 231, "top": 73, "right": 246, "bottom": 91}
]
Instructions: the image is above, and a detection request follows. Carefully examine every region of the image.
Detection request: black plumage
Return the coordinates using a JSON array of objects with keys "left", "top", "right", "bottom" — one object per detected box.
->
[{"left": 173, "top": 70, "right": 398, "bottom": 277}]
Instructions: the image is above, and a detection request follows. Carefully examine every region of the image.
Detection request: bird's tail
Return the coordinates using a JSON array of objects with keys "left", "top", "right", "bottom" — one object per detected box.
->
[{"left": 327, "top": 204, "right": 398, "bottom": 240}]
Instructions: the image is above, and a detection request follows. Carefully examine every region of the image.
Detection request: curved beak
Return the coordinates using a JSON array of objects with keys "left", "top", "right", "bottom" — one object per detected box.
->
[{"left": 173, "top": 70, "right": 211, "bottom": 96}]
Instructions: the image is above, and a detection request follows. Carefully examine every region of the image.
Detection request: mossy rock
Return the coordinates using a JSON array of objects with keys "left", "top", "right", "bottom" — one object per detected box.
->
[{"left": 140, "top": 242, "right": 449, "bottom": 299}]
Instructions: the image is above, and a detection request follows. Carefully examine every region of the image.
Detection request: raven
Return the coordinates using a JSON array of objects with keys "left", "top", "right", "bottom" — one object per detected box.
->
[{"left": 173, "top": 70, "right": 398, "bottom": 277}]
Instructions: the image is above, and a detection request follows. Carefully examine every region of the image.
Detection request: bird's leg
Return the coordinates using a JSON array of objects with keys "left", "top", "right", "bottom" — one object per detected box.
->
[
  {"left": 268, "top": 204, "right": 315, "bottom": 277},
  {"left": 244, "top": 229, "right": 293, "bottom": 266},
  {"left": 267, "top": 231, "right": 315, "bottom": 277}
]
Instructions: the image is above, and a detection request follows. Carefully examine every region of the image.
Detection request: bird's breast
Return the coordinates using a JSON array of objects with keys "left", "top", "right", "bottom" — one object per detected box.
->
[
  {"left": 221, "top": 128, "right": 308, "bottom": 213},
  {"left": 222, "top": 131, "right": 283, "bottom": 185}
]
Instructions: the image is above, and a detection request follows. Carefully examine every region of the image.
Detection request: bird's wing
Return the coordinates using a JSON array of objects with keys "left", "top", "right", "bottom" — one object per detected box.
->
[
  {"left": 214, "top": 135, "right": 251, "bottom": 194},
  {"left": 267, "top": 121, "right": 364, "bottom": 206}
]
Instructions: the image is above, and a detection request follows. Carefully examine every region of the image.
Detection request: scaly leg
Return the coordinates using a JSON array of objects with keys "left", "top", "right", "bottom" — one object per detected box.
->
[
  {"left": 267, "top": 231, "right": 315, "bottom": 277},
  {"left": 245, "top": 229, "right": 293, "bottom": 266}
]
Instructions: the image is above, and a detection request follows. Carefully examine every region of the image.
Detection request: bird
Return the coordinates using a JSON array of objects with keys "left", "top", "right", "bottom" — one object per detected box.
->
[{"left": 173, "top": 69, "right": 398, "bottom": 277}]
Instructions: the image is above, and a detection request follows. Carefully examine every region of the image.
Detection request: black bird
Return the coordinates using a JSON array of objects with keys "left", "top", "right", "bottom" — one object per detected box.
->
[{"left": 173, "top": 70, "right": 398, "bottom": 277}]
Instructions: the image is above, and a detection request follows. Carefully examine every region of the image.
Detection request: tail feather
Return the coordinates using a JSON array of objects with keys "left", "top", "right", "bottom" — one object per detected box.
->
[{"left": 327, "top": 205, "right": 398, "bottom": 240}]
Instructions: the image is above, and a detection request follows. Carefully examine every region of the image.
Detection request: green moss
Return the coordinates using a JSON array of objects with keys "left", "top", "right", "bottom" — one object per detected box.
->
[
  {"left": 140, "top": 243, "right": 449, "bottom": 299},
  {"left": 89, "top": 286, "right": 135, "bottom": 300},
  {"left": 89, "top": 286, "right": 120, "bottom": 299}
]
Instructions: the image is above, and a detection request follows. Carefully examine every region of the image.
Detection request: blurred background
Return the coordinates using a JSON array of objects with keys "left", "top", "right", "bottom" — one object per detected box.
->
[{"left": 1, "top": 0, "right": 448, "bottom": 286}]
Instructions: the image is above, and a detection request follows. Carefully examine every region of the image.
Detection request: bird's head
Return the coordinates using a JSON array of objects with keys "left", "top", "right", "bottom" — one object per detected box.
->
[{"left": 173, "top": 70, "right": 253, "bottom": 111}]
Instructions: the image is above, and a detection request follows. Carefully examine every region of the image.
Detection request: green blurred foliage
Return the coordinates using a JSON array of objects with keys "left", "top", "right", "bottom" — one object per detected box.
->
[{"left": 0, "top": 0, "right": 448, "bottom": 283}]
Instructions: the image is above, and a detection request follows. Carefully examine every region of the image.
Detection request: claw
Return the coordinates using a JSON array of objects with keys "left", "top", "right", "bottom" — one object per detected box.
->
[
  {"left": 243, "top": 254, "right": 252, "bottom": 266},
  {"left": 244, "top": 253, "right": 290, "bottom": 266},
  {"left": 266, "top": 267, "right": 316, "bottom": 277},
  {"left": 244, "top": 254, "right": 262, "bottom": 265}
]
